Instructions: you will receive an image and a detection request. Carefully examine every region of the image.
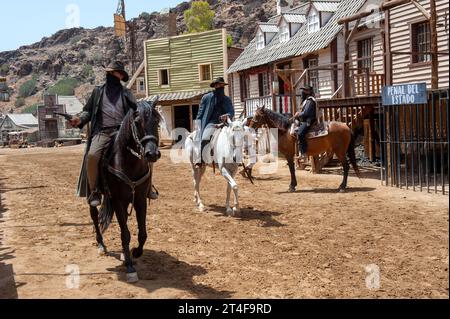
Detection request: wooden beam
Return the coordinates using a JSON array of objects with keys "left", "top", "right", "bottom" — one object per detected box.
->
[
  {"left": 343, "top": 22, "right": 350, "bottom": 98},
  {"left": 430, "top": 0, "right": 439, "bottom": 89},
  {"left": 384, "top": 10, "right": 393, "bottom": 86},
  {"left": 380, "top": 0, "right": 411, "bottom": 11},
  {"left": 338, "top": 9, "right": 375, "bottom": 25},
  {"left": 294, "top": 69, "right": 308, "bottom": 89},
  {"left": 346, "top": 18, "right": 362, "bottom": 44},
  {"left": 411, "top": 0, "right": 431, "bottom": 20}
]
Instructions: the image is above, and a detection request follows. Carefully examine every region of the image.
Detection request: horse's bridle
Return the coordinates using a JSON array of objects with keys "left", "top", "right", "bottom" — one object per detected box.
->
[{"left": 128, "top": 114, "right": 158, "bottom": 160}]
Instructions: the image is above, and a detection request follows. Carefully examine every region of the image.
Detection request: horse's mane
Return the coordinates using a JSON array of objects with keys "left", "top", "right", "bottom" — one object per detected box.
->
[
  {"left": 114, "top": 101, "right": 162, "bottom": 155},
  {"left": 260, "top": 108, "right": 291, "bottom": 131},
  {"left": 114, "top": 109, "right": 135, "bottom": 155}
]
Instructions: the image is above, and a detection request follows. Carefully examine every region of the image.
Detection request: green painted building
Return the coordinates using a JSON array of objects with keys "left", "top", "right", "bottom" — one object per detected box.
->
[{"left": 141, "top": 28, "right": 243, "bottom": 143}]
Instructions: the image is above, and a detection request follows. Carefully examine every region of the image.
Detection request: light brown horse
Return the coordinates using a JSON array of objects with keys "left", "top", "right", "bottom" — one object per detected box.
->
[{"left": 249, "top": 106, "right": 361, "bottom": 192}]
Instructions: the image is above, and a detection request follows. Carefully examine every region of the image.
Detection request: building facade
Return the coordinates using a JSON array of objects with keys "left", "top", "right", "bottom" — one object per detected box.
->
[
  {"left": 0, "top": 113, "right": 38, "bottom": 145},
  {"left": 141, "top": 29, "right": 243, "bottom": 143}
]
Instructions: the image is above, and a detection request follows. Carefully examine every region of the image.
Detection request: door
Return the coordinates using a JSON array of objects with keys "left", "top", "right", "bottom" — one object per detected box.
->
[
  {"left": 173, "top": 105, "right": 191, "bottom": 142},
  {"left": 44, "top": 119, "right": 58, "bottom": 140}
]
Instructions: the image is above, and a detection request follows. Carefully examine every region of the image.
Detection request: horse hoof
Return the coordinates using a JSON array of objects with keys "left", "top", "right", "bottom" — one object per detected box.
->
[
  {"left": 339, "top": 188, "right": 346, "bottom": 193},
  {"left": 120, "top": 253, "right": 125, "bottom": 262},
  {"left": 226, "top": 208, "right": 234, "bottom": 216},
  {"left": 233, "top": 207, "right": 240, "bottom": 216},
  {"left": 126, "top": 272, "right": 139, "bottom": 283},
  {"left": 98, "top": 246, "right": 107, "bottom": 256},
  {"left": 198, "top": 204, "right": 205, "bottom": 212},
  {"left": 289, "top": 187, "right": 296, "bottom": 193}
]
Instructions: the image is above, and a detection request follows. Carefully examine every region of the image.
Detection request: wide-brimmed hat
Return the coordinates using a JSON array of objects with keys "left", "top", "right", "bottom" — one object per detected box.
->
[
  {"left": 103, "top": 61, "right": 129, "bottom": 82},
  {"left": 210, "top": 77, "right": 229, "bottom": 88},
  {"left": 300, "top": 84, "right": 314, "bottom": 91}
]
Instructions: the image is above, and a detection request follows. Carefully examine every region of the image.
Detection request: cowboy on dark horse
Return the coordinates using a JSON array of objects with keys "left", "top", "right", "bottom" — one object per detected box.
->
[
  {"left": 293, "top": 84, "right": 317, "bottom": 161},
  {"left": 69, "top": 61, "right": 157, "bottom": 206},
  {"left": 194, "top": 77, "right": 235, "bottom": 168}
]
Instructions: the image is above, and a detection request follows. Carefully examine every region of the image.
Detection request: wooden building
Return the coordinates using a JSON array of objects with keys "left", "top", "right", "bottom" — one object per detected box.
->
[
  {"left": 37, "top": 94, "right": 83, "bottom": 144},
  {"left": 127, "top": 61, "right": 147, "bottom": 100},
  {"left": 0, "top": 113, "right": 38, "bottom": 146},
  {"left": 140, "top": 29, "right": 243, "bottom": 143}
]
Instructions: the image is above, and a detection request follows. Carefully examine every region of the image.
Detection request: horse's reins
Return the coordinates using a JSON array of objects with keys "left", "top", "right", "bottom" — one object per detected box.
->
[{"left": 108, "top": 116, "right": 157, "bottom": 216}]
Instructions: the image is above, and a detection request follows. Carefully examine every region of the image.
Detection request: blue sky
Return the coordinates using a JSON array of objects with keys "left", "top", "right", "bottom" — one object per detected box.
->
[{"left": 0, "top": 0, "right": 183, "bottom": 52}]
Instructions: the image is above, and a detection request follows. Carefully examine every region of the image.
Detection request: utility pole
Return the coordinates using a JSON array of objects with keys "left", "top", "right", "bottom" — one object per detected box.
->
[{"left": 114, "top": 0, "right": 137, "bottom": 74}]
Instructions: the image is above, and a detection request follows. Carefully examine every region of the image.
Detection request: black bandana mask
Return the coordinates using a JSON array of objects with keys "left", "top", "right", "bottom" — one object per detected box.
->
[
  {"left": 105, "top": 72, "right": 123, "bottom": 104},
  {"left": 214, "top": 87, "right": 225, "bottom": 101}
]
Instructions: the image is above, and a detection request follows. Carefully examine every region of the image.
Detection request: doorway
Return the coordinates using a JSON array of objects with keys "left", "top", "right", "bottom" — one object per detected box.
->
[{"left": 173, "top": 105, "right": 191, "bottom": 142}]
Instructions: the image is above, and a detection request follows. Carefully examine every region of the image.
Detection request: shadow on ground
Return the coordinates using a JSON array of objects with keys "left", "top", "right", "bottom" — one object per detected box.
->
[{"left": 107, "top": 249, "right": 234, "bottom": 298}]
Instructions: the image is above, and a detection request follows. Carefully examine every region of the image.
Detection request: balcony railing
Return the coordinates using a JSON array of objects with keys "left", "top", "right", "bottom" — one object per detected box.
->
[
  {"left": 245, "top": 95, "right": 273, "bottom": 117},
  {"left": 352, "top": 71, "right": 385, "bottom": 96}
]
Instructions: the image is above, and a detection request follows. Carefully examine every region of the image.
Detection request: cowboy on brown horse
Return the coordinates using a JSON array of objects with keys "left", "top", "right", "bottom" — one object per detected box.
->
[{"left": 293, "top": 84, "right": 317, "bottom": 161}]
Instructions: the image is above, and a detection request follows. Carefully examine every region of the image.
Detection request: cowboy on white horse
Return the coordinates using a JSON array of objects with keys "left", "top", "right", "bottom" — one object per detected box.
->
[{"left": 194, "top": 77, "right": 235, "bottom": 168}]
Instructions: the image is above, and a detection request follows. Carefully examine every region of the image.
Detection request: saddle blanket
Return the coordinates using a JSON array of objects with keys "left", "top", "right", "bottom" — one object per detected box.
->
[{"left": 290, "top": 121, "right": 329, "bottom": 139}]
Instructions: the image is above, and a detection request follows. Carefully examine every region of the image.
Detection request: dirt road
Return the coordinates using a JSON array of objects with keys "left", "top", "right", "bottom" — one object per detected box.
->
[{"left": 0, "top": 145, "right": 448, "bottom": 298}]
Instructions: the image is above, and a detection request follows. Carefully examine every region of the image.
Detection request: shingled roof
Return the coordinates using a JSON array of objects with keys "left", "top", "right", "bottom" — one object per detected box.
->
[{"left": 227, "top": 0, "right": 366, "bottom": 73}]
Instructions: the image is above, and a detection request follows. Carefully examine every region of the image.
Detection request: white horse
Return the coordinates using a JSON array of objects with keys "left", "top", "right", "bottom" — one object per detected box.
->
[{"left": 185, "top": 118, "right": 245, "bottom": 216}]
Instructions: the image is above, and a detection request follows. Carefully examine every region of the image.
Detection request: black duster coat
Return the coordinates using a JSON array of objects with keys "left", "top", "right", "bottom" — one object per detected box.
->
[{"left": 76, "top": 84, "right": 137, "bottom": 198}]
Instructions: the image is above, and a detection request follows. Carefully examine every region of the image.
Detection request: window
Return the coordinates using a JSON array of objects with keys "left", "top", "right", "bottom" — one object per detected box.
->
[
  {"left": 307, "top": 58, "right": 319, "bottom": 93},
  {"left": 258, "top": 73, "right": 270, "bottom": 96},
  {"left": 412, "top": 21, "right": 431, "bottom": 63},
  {"left": 158, "top": 69, "right": 169, "bottom": 86},
  {"left": 308, "top": 9, "right": 320, "bottom": 33},
  {"left": 239, "top": 73, "right": 248, "bottom": 102},
  {"left": 279, "top": 19, "right": 290, "bottom": 43},
  {"left": 256, "top": 30, "right": 265, "bottom": 50},
  {"left": 357, "top": 38, "right": 373, "bottom": 72},
  {"left": 199, "top": 64, "right": 212, "bottom": 82},
  {"left": 137, "top": 77, "right": 145, "bottom": 93}
]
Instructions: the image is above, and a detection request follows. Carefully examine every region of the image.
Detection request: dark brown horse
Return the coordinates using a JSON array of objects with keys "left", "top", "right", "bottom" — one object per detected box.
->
[
  {"left": 249, "top": 106, "right": 360, "bottom": 192},
  {"left": 90, "top": 99, "right": 162, "bottom": 283}
]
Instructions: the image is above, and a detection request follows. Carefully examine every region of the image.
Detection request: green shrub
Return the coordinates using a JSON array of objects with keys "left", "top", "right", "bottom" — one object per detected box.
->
[
  {"left": 140, "top": 12, "right": 151, "bottom": 19},
  {"left": 91, "top": 52, "right": 103, "bottom": 65},
  {"left": 22, "top": 103, "right": 39, "bottom": 114},
  {"left": 15, "top": 97, "right": 25, "bottom": 108},
  {"left": 47, "top": 78, "right": 79, "bottom": 96},
  {"left": 0, "top": 64, "right": 9, "bottom": 76},
  {"left": 18, "top": 78, "right": 37, "bottom": 97},
  {"left": 70, "top": 35, "right": 83, "bottom": 45},
  {"left": 81, "top": 64, "right": 93, "bottom": 78},
  {"left": 79, "top": 50, "right": 87, "bottom": 60}
]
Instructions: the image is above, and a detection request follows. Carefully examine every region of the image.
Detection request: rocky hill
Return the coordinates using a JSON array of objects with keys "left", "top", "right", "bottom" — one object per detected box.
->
[{"left": 0, "top": 0, "right": 305, "bottom": 114}]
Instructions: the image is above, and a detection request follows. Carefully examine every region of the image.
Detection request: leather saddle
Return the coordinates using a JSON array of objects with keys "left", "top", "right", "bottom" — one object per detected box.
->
[
  {"left": 306, "top": 121, "right": 329, "bottom": 139},
  {"left": 290, "top": 121, "right": 329, "bottom": 140}
]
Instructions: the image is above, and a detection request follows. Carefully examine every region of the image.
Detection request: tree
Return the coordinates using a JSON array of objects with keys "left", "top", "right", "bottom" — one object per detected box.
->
[
  {"left": 184, "top": 1, "right": 215, "bottom": 33},
  {"left": 227, "top": 34, "right": 233, "bottom": 47}
]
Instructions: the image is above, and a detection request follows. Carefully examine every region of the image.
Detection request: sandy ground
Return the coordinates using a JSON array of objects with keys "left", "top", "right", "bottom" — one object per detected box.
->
[{"left": 0, "top": 145, "right": 448, "bottom": 299}]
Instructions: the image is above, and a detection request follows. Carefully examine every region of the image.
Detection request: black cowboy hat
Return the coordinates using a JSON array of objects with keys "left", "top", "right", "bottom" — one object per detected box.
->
[
  {"left": 103, "top": 61, "right": 129, "bottom": 82},
  {"left": 210, "top": 77, "right": 229, "bottom": 88},
  {"left": 300, "top": 84, "right": 314, "bottom": 91}
]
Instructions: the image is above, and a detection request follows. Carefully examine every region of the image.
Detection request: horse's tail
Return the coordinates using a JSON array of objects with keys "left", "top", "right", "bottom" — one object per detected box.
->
[
  {"left": 347, "top": 132, "right": 362, "bottom": 179},
  {"left": 99, "top": 194, "right": 114, "bottom": 234}
]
